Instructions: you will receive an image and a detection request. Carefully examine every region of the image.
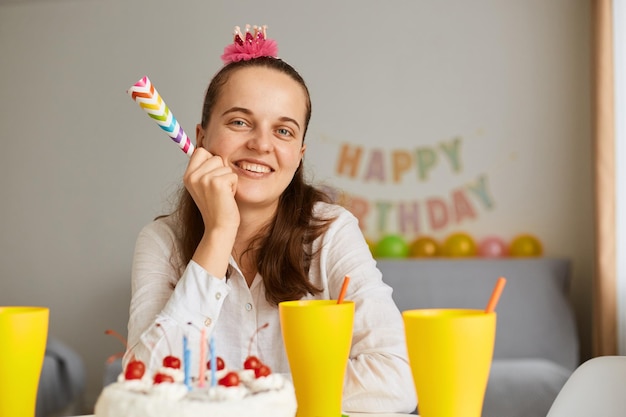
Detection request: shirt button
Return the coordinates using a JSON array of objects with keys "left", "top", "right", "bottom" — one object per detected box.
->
[
  {"left": 204, "top": 318, "right": 212, "bottom": 327},
  {"left": 245, "top": 303, "right": 253, "bottom": 311},
  {"left": 215, "top": 292, "right": 222, "bottom": 300}
]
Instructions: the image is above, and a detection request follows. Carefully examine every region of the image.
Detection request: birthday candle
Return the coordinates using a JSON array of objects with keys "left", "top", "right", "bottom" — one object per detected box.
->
[
  {"left": 198, "top": 328, "right": 206, "bottom": 388},
  {"left": 127, "top": 76, "right": 195, "bottom": 156},
  {"left": 183, "top": 335, "right": 191, "bottom": 390},
  {"left": 210, "top": 335, "right": 217, "bottom": 387}
]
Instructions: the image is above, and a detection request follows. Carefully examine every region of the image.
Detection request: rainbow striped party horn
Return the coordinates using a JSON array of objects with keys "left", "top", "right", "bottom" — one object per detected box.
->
[{"left": 127, "top": 76, "right": 194, "bottom": 156}]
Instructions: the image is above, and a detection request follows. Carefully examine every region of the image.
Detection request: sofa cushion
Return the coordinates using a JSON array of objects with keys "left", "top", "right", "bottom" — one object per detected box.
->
[
  {"left": 377, "top": 258, "right": 579, "bottom": 371},
  {"left": 484, "top": 359, "right": 571, "bottom": 417}
]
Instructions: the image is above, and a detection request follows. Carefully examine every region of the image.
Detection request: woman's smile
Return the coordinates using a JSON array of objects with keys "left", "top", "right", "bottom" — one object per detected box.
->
[{"left": 233, "top": 159, "right": 274, "bottom": 175}]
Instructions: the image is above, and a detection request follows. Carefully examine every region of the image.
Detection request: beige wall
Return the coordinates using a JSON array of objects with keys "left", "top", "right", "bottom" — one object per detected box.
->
[{"left": 0, "top": 0, "right": 593, "bottom": 410}]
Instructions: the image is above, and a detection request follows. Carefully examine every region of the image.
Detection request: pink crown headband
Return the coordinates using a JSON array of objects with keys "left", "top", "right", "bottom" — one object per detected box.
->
[{"left": 221, "top": 24, "right": 279, "bottom": 64}]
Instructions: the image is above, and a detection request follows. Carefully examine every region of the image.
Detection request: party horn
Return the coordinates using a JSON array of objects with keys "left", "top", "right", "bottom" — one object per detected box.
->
[{"left": 127, "top": 76, "right": 194, "bottom": 156}]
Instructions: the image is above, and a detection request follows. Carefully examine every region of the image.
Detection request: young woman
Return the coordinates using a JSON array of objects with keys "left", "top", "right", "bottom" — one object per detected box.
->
[{"left": 125, "top": 25, "right": 416, "bottom": 413}]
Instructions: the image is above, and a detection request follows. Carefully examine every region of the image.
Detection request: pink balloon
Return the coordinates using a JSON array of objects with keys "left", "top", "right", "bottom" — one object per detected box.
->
[{"left": 478, "top": 236, "right": 509, "bottom": 258}]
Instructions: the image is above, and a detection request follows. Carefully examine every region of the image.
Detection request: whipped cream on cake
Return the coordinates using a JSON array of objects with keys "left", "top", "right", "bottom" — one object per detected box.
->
[
  {"left": 95, "top": 363, "right": 296, "bottom": 417},
  {"left": 97, "top": 325, "right": 296, "bottom": 417}
]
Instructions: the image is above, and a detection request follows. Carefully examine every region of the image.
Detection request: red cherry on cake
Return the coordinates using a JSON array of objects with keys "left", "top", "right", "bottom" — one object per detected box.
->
[
  {"left": 218, "top": 371, "right": 240, "bottom": 387},
  {"left": 206, "top": 356, "right": 225, "bottom": 371},
  {"left": 162, "top": 355, "right": 181, "bottom": 369},
  {"left": 155, "top": 323, "right": 180, "bottom": 370},
  {"left": 153, "top": 373, "right": 174, "bottom": 384},
  {"left": 124, "top": 360, "right": 146, "bottom": 380},
  {"left": 244, "top": 355, "right": 262, "bottom": 370},
  {"left": 254, "top": 363, "right": 272, "bottom": 378},
  {"left": 105, "top": 329, "right": 145, "bottom": 380}
]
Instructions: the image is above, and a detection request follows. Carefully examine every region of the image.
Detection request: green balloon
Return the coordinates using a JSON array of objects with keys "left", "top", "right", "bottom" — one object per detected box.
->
[{"left": 375, "top": 235, "right": 409, "bottom": 258}]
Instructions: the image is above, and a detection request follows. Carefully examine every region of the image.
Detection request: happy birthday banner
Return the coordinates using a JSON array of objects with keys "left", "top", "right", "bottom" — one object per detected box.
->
[
  {"left": 316, "top": 135, "right": 496, "bottom": 238},
  {"left": 335, "top": 137, "right": 464, "bottom": 182}
]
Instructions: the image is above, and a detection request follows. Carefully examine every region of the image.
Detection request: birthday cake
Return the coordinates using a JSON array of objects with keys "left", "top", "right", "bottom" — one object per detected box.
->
[{"left": 94, "top": 355, "right": 297, "bottom": 417}]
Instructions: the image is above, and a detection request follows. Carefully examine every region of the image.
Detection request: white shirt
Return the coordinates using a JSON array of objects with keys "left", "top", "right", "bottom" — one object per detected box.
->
[{"left": 125, "top": 202, "right": 417, "bottom": 413}]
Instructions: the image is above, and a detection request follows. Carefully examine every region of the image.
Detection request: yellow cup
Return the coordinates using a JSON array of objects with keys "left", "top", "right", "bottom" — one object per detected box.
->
[
  {"left": 0, "top": 306, "right": 49, "bottom": 417},
  {"left": 402, "top": 309, "right": 496, "bottom": 417},
  {"left": 279, "top": 300, "right": 354, "bottom": 417}
]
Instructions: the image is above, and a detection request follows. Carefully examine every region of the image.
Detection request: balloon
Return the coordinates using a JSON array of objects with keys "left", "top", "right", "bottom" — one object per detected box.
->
[
  {"left": 409, "top": 236, "right": 440, "bottom": 258},
  {"left": 477, "top": 236, "right": 509, "bottom": 258},
  {"left": 375, "top": 235, "right": 409, "bottom": 258},
  {"left": 510, "top": 234, "right": 543, "bottom": 257},
  {"left": 442, "top": 232, "right": 477, "bottom": 257}
]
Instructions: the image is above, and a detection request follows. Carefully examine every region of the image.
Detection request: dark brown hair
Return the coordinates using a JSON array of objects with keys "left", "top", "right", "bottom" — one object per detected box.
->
[{"left": 173, "top": 57, "right": 335, "bottom": 305}]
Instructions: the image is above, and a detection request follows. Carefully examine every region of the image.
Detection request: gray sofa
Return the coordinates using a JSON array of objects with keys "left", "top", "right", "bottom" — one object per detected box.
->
[
  {"left": 37, "top": 337, "right": 86, "bottom": 417},
  {"left": 378, "top": 258, "right": 578, "bottom": 417}
]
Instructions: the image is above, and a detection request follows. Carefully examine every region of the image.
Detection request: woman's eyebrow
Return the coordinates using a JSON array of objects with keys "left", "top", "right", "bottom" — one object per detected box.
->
[
  {"left": 278, "top": 117, "right": 301, "bottom": 130},
  {"left": 221, "top": 106, "right": 252, "bottom": 117}
]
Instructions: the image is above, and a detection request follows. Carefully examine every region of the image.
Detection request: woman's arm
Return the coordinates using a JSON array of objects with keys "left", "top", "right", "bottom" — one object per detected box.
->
[
  {"left": 316, "top": 207, "right": 417, "bottom": 413},
  {"left": 124, "top": 218, "right": 230, "bottom": 374}
]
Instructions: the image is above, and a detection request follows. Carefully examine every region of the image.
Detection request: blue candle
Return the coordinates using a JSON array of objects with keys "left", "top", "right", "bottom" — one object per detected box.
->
[
  {"left": 210, "top": 335, "right": 217, "bottom": 386},
  {"left": 183, "top": 335, "right": 191, "bottom": 390}
]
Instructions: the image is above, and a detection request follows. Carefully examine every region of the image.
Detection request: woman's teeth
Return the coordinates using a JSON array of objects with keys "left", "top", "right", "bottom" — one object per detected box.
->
[{"left": 238, "top": 162, "right": 271, "bottom": 173}]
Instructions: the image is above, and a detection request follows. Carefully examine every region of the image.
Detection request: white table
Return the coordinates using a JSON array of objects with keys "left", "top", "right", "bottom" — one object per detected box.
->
[{"left": 74, "top": 414, "right": 414, "bottom": 417}]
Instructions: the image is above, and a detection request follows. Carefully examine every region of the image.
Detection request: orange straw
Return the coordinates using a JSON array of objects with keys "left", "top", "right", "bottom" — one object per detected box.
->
[
  {"left": 337, "top": 275, "right": 350, "bottom": 304},
  {"left": 485, "top": 276, "right": 507, "bottom": 313}
]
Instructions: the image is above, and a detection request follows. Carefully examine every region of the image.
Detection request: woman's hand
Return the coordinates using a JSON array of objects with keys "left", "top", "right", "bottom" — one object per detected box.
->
[
  {"left": 183, "top": 147, "right": 239, "bottom": 276},
  {"left": 184, "top": 147, "right": 240, "bottom": 231}
]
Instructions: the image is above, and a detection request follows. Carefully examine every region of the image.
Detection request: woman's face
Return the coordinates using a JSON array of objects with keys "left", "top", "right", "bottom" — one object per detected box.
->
[{"left": 196, "top": 66, "right": 308, "bottom": 210}]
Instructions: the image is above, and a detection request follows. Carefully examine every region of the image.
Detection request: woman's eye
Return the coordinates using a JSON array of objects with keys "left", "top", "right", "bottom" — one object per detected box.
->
[
  {"left": 228, "top": 118, "right": 249, "bottom": 128},
  {"left": 277, "top": 128, "right": 292, "bottom": 137}
]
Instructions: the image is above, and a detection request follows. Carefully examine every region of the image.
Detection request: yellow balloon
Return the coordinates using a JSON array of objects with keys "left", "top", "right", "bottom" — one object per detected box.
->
[
  {"left": 409, "top": 236, "right": 440, "bottom": 258},
  {"left": 442, "top": 232, "right": 477, "bottom": 257},
  {"left": 510, "top": 234, "right": 543, "bottom": 257}
]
